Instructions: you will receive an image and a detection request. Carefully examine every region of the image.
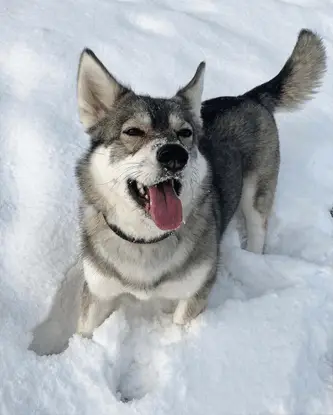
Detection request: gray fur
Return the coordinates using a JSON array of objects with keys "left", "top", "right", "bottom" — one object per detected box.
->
[
  {"left": 246, "top": 29, "right": 326, "bottom": 112},
  {"left": 74, "top": 29, "right": 326, "bottom": 336}
]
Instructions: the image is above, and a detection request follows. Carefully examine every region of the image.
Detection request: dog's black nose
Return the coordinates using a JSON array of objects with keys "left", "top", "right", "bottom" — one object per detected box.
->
[{"left": 157, "top": 144, "right": 189, "bottom": 172}]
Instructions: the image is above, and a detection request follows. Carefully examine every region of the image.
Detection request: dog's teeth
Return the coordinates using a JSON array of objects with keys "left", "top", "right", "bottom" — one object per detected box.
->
[{"left": 137, "top": 183, "right": 145, "bottom": 196}]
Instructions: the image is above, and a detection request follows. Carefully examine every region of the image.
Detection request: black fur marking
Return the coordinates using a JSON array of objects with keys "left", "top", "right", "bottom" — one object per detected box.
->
[
  {"left": 89, "top": 138, "right": 104, "bottom": 153},
  {"left": 244, "top": 59, "right": 293, "bottom": 113},
  {"left": 144, "top": 97, "right": 170, "bottom": 131},
  {"left": 201, "top": 96, "right": 245, "bottom": 125}
]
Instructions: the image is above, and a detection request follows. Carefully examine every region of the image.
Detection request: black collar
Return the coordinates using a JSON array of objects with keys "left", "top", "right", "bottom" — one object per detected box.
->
[{"left": 102, "top": 213, "right": 173, "bottom": 244}]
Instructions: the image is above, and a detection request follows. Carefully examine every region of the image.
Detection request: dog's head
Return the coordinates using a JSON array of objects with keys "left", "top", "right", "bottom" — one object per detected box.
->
[{"left": 76, "top": 49, "right": 208, "bottom": 239}]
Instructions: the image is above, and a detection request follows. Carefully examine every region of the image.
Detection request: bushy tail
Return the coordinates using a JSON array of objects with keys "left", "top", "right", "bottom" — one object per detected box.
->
[{"left": 245, "top": 29, "right": 326, "bottom": 112}]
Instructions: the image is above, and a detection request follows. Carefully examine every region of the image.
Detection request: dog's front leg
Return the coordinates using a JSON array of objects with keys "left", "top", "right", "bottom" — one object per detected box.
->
[
  {"left": 173, "top": 297, "right": 207, "bottom": 325},
  {"left": 172, "top": 270, "right": 217, "bottom": 325},
  {"left": 77, "top": 282, "right": 116, "bottom": 337}
]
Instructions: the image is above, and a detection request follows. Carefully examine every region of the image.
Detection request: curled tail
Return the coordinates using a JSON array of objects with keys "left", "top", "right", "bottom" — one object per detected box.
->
[{"left": 245, "top": 29, "right": 326, "bottom": 112}]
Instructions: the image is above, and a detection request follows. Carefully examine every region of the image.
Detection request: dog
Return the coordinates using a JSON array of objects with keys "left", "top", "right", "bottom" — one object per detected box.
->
[{"left": 75, "top": 29, "right": 326, "bottom": 336}]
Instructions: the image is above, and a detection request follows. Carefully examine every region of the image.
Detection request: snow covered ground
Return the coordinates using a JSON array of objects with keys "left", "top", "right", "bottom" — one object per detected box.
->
[{"left": 1, "top": 0, "right": 333, "bottom": 413}]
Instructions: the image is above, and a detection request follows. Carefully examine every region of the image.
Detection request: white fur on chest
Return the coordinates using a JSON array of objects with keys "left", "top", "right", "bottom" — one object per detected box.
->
[
  {"left": 84, "top": 258, "right": 152, "bottom": 300},
  {"left": 83, "top": 257, "right": 211, "bottom": 302}
]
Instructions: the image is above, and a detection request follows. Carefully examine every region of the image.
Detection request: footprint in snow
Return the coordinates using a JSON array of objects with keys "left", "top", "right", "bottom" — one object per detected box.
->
[{"left": 94, "top": 300, "right": 173, "bottom": 403}]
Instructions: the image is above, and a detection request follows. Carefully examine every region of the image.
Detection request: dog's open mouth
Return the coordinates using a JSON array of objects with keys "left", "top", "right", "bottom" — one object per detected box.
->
[{"left": 128, "top": 179, "right": 182, "bottom": 231}]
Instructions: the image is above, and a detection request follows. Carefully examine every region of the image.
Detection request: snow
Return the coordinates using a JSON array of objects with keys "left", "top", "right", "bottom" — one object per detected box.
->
[{"left": 1, "top": 0, "right": 333, "bottom": 413}]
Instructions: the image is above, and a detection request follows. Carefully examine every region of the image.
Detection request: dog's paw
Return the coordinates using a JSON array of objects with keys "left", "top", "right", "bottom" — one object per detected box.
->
[
  {"left": 173, "top": 297, "right": 207, "bottom": 326},
  {"left": 172, "top": 300, "right": 189, "bottom": 325}
]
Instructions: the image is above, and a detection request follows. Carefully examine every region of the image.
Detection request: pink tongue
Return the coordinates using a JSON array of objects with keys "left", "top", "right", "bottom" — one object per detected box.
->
[{"left": 148, "top": 181, "right": 182, "bottom": 231}]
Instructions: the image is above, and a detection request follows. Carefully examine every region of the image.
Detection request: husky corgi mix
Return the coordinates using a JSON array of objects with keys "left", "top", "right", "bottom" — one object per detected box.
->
[{"left": 75, "top": 29, "right": 325, "bottom": 336}]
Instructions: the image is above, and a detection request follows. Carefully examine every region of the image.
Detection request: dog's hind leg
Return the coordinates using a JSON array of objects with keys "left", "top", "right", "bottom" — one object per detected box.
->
[
  {"left": 241, "top": 174, "right": 276, "bottom": 254},
  {"left": 77, "top": 282, "right": 116, "bottom": 337}
]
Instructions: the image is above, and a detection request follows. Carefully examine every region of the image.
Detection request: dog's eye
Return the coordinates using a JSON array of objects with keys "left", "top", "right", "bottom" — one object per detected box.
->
[
  {"left": 123, "top": 128, "right": 145, "bottom": 137},
  {"left": 177, "top": 128, "right": 192, "bottom": 138}
]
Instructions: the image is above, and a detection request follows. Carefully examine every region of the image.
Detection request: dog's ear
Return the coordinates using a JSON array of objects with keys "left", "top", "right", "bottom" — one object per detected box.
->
[
  {"left": 77, "top": 49, "right": 129, "bottom": 130},
  {"left": 176, "top": 62, "right": 205, "bottom": 118}
]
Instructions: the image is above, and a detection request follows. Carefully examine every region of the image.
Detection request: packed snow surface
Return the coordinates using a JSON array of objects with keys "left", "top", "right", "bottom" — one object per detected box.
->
[{"left": 1, "top": 0, "right": 333, "bottom": 413}]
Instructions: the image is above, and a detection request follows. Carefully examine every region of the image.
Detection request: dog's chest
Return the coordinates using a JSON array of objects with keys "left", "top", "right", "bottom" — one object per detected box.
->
[
  {"left": 84, "top": 225, "right": 212, "bottom": 301},
  {"left": 84, "top": 260, "right": 154, "bottom": 300},
  {"left": 83, "top": 248, "right": 208, "bottom": 302}
]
